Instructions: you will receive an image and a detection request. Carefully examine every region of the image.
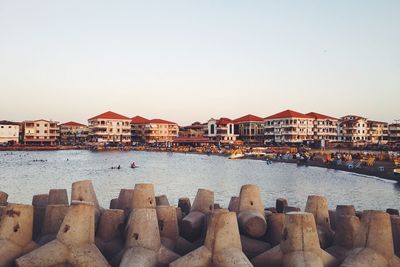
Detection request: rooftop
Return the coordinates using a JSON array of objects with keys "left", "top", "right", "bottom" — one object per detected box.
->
[
  {"left": 131, "top": 116, "right": 150, "bottom": 124},
  {"left": 233, "top": 114, "right": 264, "bottom": 123},
  {"left": 306, "top": 112, "right": 338, "bottom": 120},
  {"left": 89, "top": 111, "right": 130, "bottom": 121},
  {"left": 264, "top": 109, "right": 313, "bottom": 120},
  {"left": 60, "top": 121, "right": 86, "bottom": 127}
]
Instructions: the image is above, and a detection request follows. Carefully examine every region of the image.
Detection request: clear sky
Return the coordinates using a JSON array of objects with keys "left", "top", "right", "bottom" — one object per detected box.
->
[{"left": 0, "top": 1, "right": 399, "bottom": 125}]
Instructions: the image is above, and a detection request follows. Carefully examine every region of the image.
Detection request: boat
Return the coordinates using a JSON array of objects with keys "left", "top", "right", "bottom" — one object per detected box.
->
[
  {"left": 228, "top": 150, "right": 245, "bottom": 159},
  {"left": 394, "top": 168, "right": 400, "bottom": 177}
]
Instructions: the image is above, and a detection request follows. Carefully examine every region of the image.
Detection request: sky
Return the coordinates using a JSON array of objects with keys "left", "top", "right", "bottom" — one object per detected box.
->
[{"left": 0, "top": 1, "right": 399, "bottom": 126}]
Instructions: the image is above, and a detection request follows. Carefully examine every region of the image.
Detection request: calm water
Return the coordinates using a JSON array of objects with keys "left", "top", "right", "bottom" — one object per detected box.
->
[{"left": 0, "top": 150, "right": 399, "bottom": 211}]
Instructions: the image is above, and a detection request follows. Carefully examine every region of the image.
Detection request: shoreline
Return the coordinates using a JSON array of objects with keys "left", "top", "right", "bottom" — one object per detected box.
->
[{"left": 1, "top": 145, "right": 399, "bottom": 182}]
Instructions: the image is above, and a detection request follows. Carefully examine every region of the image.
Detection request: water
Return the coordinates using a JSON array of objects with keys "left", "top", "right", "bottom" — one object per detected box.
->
[{"left": 0, "top": 150, "right": 399, "bottom": 211}]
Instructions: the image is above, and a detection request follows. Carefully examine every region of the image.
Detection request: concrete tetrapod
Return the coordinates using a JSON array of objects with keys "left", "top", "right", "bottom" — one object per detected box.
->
[
  {"left": 120, "top": 208, "right": 179, "bottom": 267},
  {"left": 15, "top": 201, "right": 110, "bottom": 267},
  {"left": 95, "top": 209, "right": 125, "bottom": 261},
  {"left": 305, "top": 195, "right": 334, "bottom": 249},
  {"left": 251, "top": 212, "right": 338, "bottom": 267},
  {"left": 0, "top": 191, "right": 9, "bottom": 219},
  {"left": 181, "top": 188, "right": 214, "bottom": 241},
  {"left": 131, "top": 183, "right": 156, "bottom": 209},
  {"left": 71, "top": 180, "right": 103, "bottom": 225},
  {"left": 0, "top": 203, "right": 37, "bottom": 267},
  {"left": 156, "top": 205, "right": 196, "bottom": 256},
  {"left": 237, "top": 184, "right": 267, "bottom": 238},
  {"left": 31, "top": 194, "right": 49, "bottom": 241},
  {"left": 392, "top": 216, "right": 400, "bottom": 257},
  {"left": 37, "top": 204, "right": 69, "bottom": 245},
  {"left": 340, "top": 210, "right": 400, "bottom": 267},
  {"left": 325, "top": 215, "right": 360, "bottom": 263},
  {"left": 170, "top": 209, "right": 253, "bottom": 267},
  {"left": 178, "top": 197, "right": 191, "bottom": 216},
  {"left": 332, "top": 205, "right": 356, "bottom": 231}
]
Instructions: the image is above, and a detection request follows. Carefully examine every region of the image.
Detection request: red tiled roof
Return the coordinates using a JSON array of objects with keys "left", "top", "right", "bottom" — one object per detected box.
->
[
  {"left": 89, "top": 111, "right": 130, "bottom": 120},
  {"left": 217, "top": 117, "right": 232, "bottom": 125},
  {"left": 60, "top": 121, "right": 86, "bottom": 127},
  {"left": 306, "top": 112, "right": 337, "bottom": 120},
  {"left": 131, "top": 116, "right": 150, "bottom": 124},
  {"left": 149, "top": 119, "right": 177, "bottom": 125},
  {"left": 264, "top": 110, "right": 313, "bottom": 120},
  {"left": 233, "top": 114, "right": 264, "bottom": 123}
]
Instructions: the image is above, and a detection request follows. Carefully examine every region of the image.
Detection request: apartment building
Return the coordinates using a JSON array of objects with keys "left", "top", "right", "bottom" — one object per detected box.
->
[
  {"left": 264, "top": 110, "right": 314, "bottom": 144},
  {"left": 59, "top": 121, "right": 89, "bottom": 145},
  {"left": 179, "top": 122, "right": 206, "bottom": 139},
  {"left": 0, "top": 120, "right": 20, "bottom": 144},
  {"left": 337, "top": 115, "right": 368, "bottom": 144},
  {"left": 88, "top": 111, "right": 131, "bottom": 145},
  {"left": 22, "top": 120, "right": 59, "bottom": 145},
  {"left": 306, "top": 112, "right": 338, "bottom": 142},
  {"left": 131, "top": 116, "right": 179, "bottom": 145},
  {"left": 131, "top": 116, "right": 151, "bottom": 144},
  {"left": 389, "top": 124, "right": 400, "bottom": 142},
  {"left": 367, "top": 120, "right": 389, "bottom": 144},
  {"left": 232, "top": 114, "right": 264, "bottom": 146},
  {"left": 207, "top": 117, "right": 238, "bottom": 144}
]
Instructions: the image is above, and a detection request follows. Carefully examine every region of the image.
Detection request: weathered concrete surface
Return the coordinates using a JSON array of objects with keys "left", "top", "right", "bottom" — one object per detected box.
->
[
  {"left": 16, "top": 201, "right": 110, "bottom": 267},
  {"left": 171, "top": 210, "right": 252, "bottom": 267},
  {"left": 237, "top": 184, "right": 267, "bottom": 238},
  {"left": 252, "top": 212, "right": 338, "bottom": 267},
  {"left": 341, "top": 210, "right": 400, "bottom": 267},
  {"left": 0, "top": 203, "right": 37, "bottom": 267}
]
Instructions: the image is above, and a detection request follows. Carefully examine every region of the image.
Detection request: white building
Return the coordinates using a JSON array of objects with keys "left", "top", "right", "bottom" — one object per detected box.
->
[
  {"left": 264, "top": 110, "right": 314, "bottom": 144},
  {"left": 22, "top": 120, "right": 59, "bottom": 145},
  {"left": 337, "top": 115, "right": 368, "bottom": 144},
  {"left": 306, "top": 112, "right": 338, "bottom": 142},
  {"left": 0, "top": 121, "right": 20, "bottom": 144},
  {"left": 88, "top": 111, "right": 131, "bottom": 145},
  {"left": 207, "top": 117, "right": 238, "bottom": 144}
]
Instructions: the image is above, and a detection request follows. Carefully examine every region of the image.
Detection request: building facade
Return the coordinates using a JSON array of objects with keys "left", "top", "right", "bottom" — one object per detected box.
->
[
  {"left": 367, "top": 120, "right": 389, "bottom": 144},
  {"left": 88, "top": 111, "right": 131, "bottom": 145},
  {"left": 207, "top": 117, "right": 238, "bottom": 144},
  {"left": 264, "top": 110, "right": 314, "bottom": 144},
  {"left": 232, "top": 114, "right": 264, "bottom": 146},
  {"left": 389, "top": 124, "right": 400, "bottom": 142},
  {"left": 59, "top": 121, "right": 89, "bottom": 145},
  {"left": 178, "top": 122, "right": 206, "bottom": 139},
  {"left": 306, "top": 112, "right": 338, "bottom": 143},
  {"left": 22, "top": 120, "right": 59, "bottom": 145},
  {"left": 131, "top": 116, "right": 151, "bottom": 144},
  {"left": 337, "top": 115, "right": 368, "bottom": 144},
  {"left": 131, "top": 116, "right": 179, "bottom": 145},
  {"left": 0, "top": 121, "right": 20, "bottom": 144}
]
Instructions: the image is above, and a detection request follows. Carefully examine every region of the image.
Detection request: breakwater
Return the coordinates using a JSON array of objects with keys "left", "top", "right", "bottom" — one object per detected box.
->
[{"left": 1, "top": 180, "right": 400, "bottom": 266}]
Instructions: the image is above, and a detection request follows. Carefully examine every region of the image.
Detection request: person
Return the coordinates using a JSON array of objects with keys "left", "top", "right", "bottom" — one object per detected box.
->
[
  {"left": 117, "top": 165, "right": 121, "bottom": 170},
  {"left": 131, "top": 161, "right": 136, "bottom": 168}
]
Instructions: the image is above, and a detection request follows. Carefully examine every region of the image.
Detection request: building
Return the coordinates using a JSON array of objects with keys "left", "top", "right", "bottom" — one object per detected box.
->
[
  {"left": 389, "top": 124, "right": 400, "bottom": 142},
  {"left": 179, "top": 122, "right": 207, "bottom": 139},
  {"left": 88, "top": 111, "right": 131, "bottom": 145},
  {"left": 59, "top": 121, "right": 89, "bottom": 145},
  {"left": 207, "top": 117, "right": 238, "bottom": 144},
  {"left": 131, "top": 116, "right": 151, "bottom": 144},
  {"left": 0, "top": 120, "right": 20, "bottom": 144},
  {"left": 367, "top": 120, "right": 389, "bottom": 144},
  {"left": 131, "top": 116, "right": 179, "bottom": 145},
  {"left": 337, "top": 115, "right": 368, "bottom": 144},
  {"left": 22, "top": 120, "right": 59, "bottom": 145},
  {"left": 306, "top": 112, "right": 338, "bottom": 143},
  {"left": 264, "top": 110, "right": 314, "bottom": 144},
  {"left": 232, "top": 114, "right": 264, "bottom": 146}
]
